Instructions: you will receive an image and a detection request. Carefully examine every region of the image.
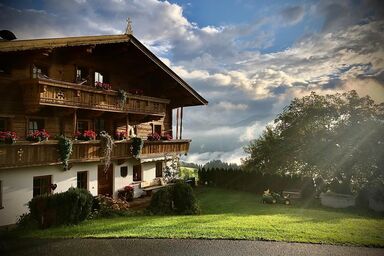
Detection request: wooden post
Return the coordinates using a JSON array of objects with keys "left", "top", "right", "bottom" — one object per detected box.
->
[
  {"left": 180, "top": 107, "right": 183, "bottom": 140},
  {"left": 125, "top": 115, "right": 129, "bottom": 136},
  {"left": 73, "top": 109, "right": 77, "bottom": 135},
  {"left": 176, "top": 108, "right": 179, "bottom": 140}
]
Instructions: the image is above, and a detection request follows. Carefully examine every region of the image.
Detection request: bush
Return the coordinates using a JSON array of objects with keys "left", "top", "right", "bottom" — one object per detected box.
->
[
  {"left": 172, "top": 182, "right": 199, "bottom": 214},
  {"left": 147, "top": 182, "right": 199, "bottom": 215},
  {"left": 91, "top": 195, "right": 131, "bottom": 218},
  {"left": 28, "top": 187, "right": 93, "bottom": 228},
  {"left": 147, "top": 186, "right": 173, "bottom": 215}
]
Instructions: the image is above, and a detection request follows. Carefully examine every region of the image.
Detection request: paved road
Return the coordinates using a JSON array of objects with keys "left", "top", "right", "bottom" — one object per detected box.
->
[{"left": 1, "top": 238, "right": 383, "bottom": 256}]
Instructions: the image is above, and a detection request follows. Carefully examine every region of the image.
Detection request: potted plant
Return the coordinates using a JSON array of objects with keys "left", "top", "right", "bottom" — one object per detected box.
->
[
  {"left": 0, "top": 131, "right": 17, "bottom": 144},
  {"left": 147, "top": 132, "right": 161, "bottom": 141},
  {"left": 26, "top": 129, "right": 50, "bottom": 142},
  {"left": 74, "top": 130, "right": 96, "bottom": 141},
  {"left": 161, "top": 132, "right": 173, "bottom": 141},
  {"left": 117, "top": 185, "right": 134, "bottom": 202},
  {"left": 114, "top": 131, "right": 127, "bottom": 141}
]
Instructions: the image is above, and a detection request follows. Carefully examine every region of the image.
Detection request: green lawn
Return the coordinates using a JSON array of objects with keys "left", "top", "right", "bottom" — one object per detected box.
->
[{"left": 5, "top": 187, "right": 384, "bottom": 246}]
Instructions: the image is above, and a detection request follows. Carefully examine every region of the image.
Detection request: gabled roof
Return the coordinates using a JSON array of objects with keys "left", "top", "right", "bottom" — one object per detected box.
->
[{"left": 0, "top": 34, "right": 208, "bottom": 106}]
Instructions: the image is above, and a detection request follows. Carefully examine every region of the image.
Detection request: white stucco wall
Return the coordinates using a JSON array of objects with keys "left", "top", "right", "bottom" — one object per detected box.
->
[
  {"left": 113, "top": 161, "right": 133, "bottom": 197},
  {"left": 0, "top": 163, "right": 98, "bottom": 226},
  {"left": 142, "top": 162, "right": 156, "bottom": 181},
  {"left": 0, "top": 158, "right": 165, "bottom": 226}
]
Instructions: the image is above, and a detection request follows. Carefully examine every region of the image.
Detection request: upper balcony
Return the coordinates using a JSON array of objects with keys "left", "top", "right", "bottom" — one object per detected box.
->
[
  {"left": 0, "top": 139, "right": 191, "bottom": 169},
  {"left": 21, "top": 78, "right": 170, "bottom": 116}
]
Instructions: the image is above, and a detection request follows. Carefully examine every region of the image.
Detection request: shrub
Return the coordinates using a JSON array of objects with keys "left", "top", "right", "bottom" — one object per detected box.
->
[
  {"left": 28, "top": 188, "right": 93, "bottom": 228},
  {"left": 147, "top": 182, "right": 199, "bottom": 215},
  {"left": 172, "top": 182, "right": 200, "bottom": 214},
  {"left": 147, "top": 186, "right": 174, "bottom": 215},
  {"left": 91, "top": 195, "right": 131, "bottom": 218}
]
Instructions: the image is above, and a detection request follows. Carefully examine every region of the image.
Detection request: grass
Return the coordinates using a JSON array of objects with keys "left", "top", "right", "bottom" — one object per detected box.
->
[{"left": 4, "top": 187, "right": 384, "bottom": 247}]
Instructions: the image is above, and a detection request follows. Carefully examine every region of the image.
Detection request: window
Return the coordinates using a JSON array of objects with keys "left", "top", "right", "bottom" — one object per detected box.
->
[
  {"left": 76, "top": 66, "right": 89, "bottom": 83},
  {"left": 77, "top": 171, "right": 88, "bottom": 190},
  {"left": 0, "top": 180, "right": 3, "bottom": 209},
  {"left": 94, "top": 71, "right": 103, "bottom": 84},
  {"left": 154, "top": 125, "right": 162, "bottom": 135},
  {"left": 94, "top": 119, "right": 105, "bottom": 134},
  {"left": 32, "top": 64, "right": 48, "bottom": 78},
  {"left": 0, "top": 64, "right": 11, "bottom": 75},
  {"left": 156, "top": 162, "right": 163, "bottom": 177},
  {"left": 33, "top": 175, "right": 52, "bottom": 197},
  {"left": 133, "top": 165, "right": 142, "bottom": 181},
  {"left": 0, "top": 118, "right": 6, "bottom": 131},
  {"left": 77, "top": 120, "right": 89, "bottom": 133},
  {"left": 28, "top": 119, "right": 44, "bottom": 134},
  {"left": 120, "top": 166, "right": 128, "bottom": 177}
]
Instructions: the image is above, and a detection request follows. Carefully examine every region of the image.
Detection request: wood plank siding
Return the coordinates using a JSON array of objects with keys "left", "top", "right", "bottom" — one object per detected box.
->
[
  {"left": 0, "top": 140, "right": 190, "bottom": 169},
  {"left": 22, "top": 78, "right": 169, "bottom": 115}
]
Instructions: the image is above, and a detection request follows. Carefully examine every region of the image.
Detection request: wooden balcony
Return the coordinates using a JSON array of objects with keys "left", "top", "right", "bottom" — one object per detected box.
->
[
  {"left": 0, "top": 139, "right": 190, "bottom": 169},
  {"left": 22, "top": 78, "right": 170, "bottom": 115}
]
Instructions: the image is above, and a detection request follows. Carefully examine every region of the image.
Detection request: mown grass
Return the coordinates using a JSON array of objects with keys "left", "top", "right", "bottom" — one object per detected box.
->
[{"left": 4, "top": 187, "right": 384, "bottom": 246}]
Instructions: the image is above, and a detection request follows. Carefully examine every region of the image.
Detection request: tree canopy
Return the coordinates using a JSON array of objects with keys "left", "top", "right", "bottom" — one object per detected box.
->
[{"left": 243, "top": 90, "right": 384, "bottom": 192}]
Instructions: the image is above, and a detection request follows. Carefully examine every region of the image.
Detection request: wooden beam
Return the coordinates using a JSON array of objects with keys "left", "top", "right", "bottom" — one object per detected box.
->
[
  {"left": 175, "top": 108, "right": 179, "bottom": 140},
  {"left": 73, "top": 109, "right": 77, "bottom": 134},
  {"left": 180, "top": 107, "right": 183, "bottom": 140},
  {"left": 126, "top": 115, "right": 129, "bottom": 136}
]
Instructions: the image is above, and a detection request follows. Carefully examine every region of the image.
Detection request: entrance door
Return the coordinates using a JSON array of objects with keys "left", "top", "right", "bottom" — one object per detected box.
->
[{"left": 98, "top": 164, "right": 113, "bottom": 196}]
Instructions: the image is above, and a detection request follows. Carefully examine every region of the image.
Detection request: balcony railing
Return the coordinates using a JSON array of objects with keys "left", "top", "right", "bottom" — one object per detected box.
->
[
  {"left": 0, "top": 139, "right": 190, "bottom": 169},
  {"left": 22, "top": 78, "right": 170, "bottom": 115}
]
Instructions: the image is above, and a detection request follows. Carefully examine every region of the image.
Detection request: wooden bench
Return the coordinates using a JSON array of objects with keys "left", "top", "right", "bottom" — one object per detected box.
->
[{"left": 140, "top": 178, "right": 168, "bottom": 196}]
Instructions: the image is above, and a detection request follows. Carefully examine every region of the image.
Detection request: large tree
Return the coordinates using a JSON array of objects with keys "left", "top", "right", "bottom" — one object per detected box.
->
[{"left": 243, "top": 91, "right": 384, "bottom": 192}]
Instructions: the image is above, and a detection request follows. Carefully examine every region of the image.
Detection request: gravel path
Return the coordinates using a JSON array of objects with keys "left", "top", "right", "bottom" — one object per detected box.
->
[{"left": 1, "top": 238, "right": 383, "bottom": 256}]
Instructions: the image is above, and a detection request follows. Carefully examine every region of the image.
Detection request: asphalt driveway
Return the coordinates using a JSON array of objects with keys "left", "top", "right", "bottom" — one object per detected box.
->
[{"left": 1, "top": 238, "right": 383, "bottom": 256}]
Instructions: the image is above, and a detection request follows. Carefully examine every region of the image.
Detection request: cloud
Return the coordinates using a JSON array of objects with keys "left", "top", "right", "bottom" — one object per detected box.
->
[
  {"left": 183, "top": 147, "right": 245, "bottom": 165},
  {"left": 1, "top": 0, "right": 383, "bottom": 165},
  {"left": 280, "top": 6, "right": 305, "bottom": 25}
]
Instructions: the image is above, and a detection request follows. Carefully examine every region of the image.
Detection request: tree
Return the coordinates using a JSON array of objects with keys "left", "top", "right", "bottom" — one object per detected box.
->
[{"left": 243, "top": 91, "right": 384, "bottom": 193}]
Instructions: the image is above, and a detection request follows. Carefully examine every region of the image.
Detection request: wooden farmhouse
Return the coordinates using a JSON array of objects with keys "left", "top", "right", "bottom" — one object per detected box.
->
[{"left": 0, "top": 33, "right": 207, "bottom": 226}]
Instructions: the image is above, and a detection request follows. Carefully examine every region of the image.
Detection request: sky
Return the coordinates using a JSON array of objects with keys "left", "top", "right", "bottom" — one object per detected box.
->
[{"left": 1, "top": 0, "right": 383, "bottom": 165}]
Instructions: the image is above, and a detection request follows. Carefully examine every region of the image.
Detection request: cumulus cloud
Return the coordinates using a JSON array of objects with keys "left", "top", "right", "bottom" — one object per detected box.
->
[{"left": 1, "top": 0, "right": 382, "bottom": 165}]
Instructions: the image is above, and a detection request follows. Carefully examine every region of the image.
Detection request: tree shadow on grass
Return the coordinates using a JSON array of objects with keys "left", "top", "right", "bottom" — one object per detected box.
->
[{"left": 195, "top": 187, "right": 384, "bottom": 223}]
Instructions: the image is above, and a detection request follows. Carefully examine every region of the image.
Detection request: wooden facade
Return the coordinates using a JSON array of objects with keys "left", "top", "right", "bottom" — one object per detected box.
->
[
  {"left": 0, "top": 34, "right": 207, "bottom": 168},
  {"left": 0, "top": 140, "right": 191, "bottom": 169}
]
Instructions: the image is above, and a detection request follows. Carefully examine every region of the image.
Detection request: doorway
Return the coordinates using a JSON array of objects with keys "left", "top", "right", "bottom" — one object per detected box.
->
[{"left": 98, "top": 164, "right": 113, "bottom": 196}]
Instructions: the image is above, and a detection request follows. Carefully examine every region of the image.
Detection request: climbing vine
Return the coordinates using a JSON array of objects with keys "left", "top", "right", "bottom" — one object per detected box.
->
[
  {"left": 58, "top": 135, "right": 73, "bottom": 171},
  {"left": 100, "top": 131, "right": 115, "bottom": 172}
]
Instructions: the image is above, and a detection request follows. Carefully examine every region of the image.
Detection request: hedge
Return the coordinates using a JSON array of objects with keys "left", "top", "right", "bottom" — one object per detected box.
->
[{"left": 198, "top": 168, "right": 315, "bottom": 197}]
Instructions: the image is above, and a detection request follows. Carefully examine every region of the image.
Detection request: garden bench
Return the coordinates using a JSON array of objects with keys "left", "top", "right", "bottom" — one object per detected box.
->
[{"left": 140, "top": 178, "right": 168, "bottom": 196}]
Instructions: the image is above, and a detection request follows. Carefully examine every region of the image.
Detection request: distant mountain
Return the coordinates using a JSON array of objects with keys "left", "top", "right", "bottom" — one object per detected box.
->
[{"left": 180, "top": 161, "right": 201, "bottom": 169}]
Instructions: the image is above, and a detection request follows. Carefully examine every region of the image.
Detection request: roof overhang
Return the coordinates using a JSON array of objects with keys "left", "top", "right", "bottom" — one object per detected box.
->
[{"left": 0, "top": 34, "right": 208, "bottom": 107}]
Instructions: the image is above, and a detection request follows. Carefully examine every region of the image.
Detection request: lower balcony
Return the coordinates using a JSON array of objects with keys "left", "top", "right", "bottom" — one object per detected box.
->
[{"left": 0, "top": 139, "right": 190, "bottom": 169}]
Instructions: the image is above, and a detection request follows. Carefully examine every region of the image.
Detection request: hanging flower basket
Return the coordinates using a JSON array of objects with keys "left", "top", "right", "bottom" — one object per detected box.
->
[{"left": 131, "top": 137, "right": 143, "bottom": 158}]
